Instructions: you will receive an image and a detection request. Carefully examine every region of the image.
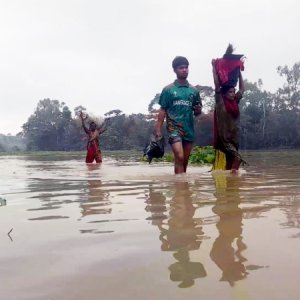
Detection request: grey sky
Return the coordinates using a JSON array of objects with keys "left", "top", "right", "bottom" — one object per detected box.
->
[{"left": 1, "top": 0, "right": 299, "bottom": 134}]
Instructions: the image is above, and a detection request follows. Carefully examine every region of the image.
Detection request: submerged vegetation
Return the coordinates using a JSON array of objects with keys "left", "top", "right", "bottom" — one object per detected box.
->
[
  {"left": 162, "top": 146, "right": 215, "bottom": 164},
  {"left": 189, "top": 146, "right": 215, "bottom": 164},
  {"left": 141, "top": 146, "right": 215, "bottom": 165}
]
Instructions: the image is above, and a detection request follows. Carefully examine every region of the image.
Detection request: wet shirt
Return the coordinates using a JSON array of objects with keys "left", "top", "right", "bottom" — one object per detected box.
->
[{"left": 159, "top": 80, "right": 201, "bottom": 141}]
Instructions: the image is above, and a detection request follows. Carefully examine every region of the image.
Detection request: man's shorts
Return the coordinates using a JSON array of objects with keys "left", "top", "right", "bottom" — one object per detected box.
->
[
  {"left": 168, "top": 133, "right": 193, "bottom": 145},
  {"left": 86, "top": 144, "right": 102, "bottom": 163}
]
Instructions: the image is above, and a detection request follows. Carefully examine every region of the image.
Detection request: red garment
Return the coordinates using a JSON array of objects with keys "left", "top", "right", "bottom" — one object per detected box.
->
[
  {"left": 223, "top": 97, "right": 240, "bottom": 119},
  {"left": 86, "top": 141, "right": 102, "bottom": 163},
  {"left": 213, "top": 94, "right": 240, "bottom": 148},
  {"left": 213, "top": 110, "right": 218, "bottom": 148},
  {"left": 215, "top": 58, "right": 244, "bottom": 87}
]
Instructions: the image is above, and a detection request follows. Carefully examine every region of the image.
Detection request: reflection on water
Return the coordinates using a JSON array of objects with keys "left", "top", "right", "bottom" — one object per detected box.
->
[
  {"left": 80, "top": 179, "right": 111, "bottom": 218},
  {"left": 210, "top": 174, "right": 248, "bottom": 286},
  {"left": 79, "top": 178, "right": 112, "bottom": 234},
  {"left": 0, "top": 151, "right": 300, "bottom": 300},
  {"left": 146, "top": 181, "right": 207, "bottom": 288},
  {"left": 145, "top": 174, "right": 272, "bottom": 288}
]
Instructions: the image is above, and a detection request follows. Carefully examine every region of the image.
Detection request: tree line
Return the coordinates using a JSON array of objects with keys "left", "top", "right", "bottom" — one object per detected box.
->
[{"left": 1, "top": 62, "right": 299, "bottom": 152}]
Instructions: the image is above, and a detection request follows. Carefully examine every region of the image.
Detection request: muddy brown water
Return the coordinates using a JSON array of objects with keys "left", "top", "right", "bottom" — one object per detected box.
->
[{"left": 0, "top": 151, "right": 299, "bottom": 300}]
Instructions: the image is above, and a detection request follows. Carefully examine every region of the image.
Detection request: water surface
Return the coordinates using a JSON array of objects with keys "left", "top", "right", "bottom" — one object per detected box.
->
[{"left": 0, "top": 151, "right": 299, "bottom": 300}]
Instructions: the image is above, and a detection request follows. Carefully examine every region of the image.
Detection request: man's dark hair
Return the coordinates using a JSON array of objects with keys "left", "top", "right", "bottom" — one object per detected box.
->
[
  {"left": 172, "top": 56, "right": 189, "bottom": 69},
  {"left": 221, "top": 85, "right": 235, "bottom": 95},
  {"left": 89, "top": 122, "right": 97, "bottom": 130}
]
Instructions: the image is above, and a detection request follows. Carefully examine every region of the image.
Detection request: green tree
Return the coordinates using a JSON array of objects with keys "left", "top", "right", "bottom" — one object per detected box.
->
[
  {"left": 272, "top": 62, "right": 300, "bottom": 147},
  {"left": 238, "top": 80, "right": 276, "bottom": 148},
  {"left": 276, "top": 62, "right": 300, "bottom": 111},
  {"left": 22, "top": 99, "right": 73, "bottom": 150}
]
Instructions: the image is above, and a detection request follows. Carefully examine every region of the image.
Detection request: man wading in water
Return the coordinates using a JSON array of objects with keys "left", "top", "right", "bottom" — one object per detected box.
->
[
  {"left": 154, "top": 56, "right": 202, "bottom": 174},
  {"left": 80, "top": 112, "right": 108, "bottom": 164}
]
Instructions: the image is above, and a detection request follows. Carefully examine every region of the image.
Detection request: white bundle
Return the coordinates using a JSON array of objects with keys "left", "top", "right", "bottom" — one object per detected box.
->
[
  {"left": 86, "top": 113, "right": 104, "bottom": 127},
  {"left": 75, "top": 111, "right": 105, "bottom": 127}
]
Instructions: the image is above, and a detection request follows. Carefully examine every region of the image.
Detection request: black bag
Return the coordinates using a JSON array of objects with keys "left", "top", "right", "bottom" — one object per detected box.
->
[{"left": 143, "top": 135, "right": 165, "bottom": 163}]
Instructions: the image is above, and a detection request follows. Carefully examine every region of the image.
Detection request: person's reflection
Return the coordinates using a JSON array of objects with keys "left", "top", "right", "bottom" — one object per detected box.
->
[
  {"left": 145, "top": 185, "right": 168, "bottom": 226},
  {"left": 146, "top": 181, "right": 207, "bottom": 288},
  {"left": 210, "top": 173, "right": 248, "bottom": 286},
  {"left": 80, "top": 179, "right": 111, "bottom": 218},
  {"left": 280, "top": 196, "right": 300, "bottom": 237}
]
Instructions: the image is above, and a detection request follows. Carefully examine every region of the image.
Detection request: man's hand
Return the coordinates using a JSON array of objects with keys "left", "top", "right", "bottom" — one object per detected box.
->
[
  {"left": 193, "top": 104, "right": 202, "bottom": 116},
  {"left": 79, "top": 111, "right": 87, "bottom": 120},
  {"left": 154, "top": 127, "right": 162, "bottom": 139},
  {"left": 154, "top": 108, "right": 166, "bottom": 139}
]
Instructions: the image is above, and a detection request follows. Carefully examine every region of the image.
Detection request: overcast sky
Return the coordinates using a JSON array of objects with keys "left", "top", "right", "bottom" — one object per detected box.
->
[{"left": 1, "top": 0, "right": 299, "bottom": 134}]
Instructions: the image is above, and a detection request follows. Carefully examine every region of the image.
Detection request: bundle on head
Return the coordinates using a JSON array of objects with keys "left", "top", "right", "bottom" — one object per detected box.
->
[
  {"left": 87, "top": 113, "right": 104, "bottom": 127},
  {"left": 215, "top": 43, "right": 245, "bottom": 88},
  {"left": 75, "top": 112, "right": 104, "bottom": 127},
  {"left": 224, "top": 43, "right": 234, "bottom": 56}
]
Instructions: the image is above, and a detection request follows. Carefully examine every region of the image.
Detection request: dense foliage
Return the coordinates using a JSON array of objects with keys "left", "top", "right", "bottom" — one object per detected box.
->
[
  {"left": 141, "top": 146, "right": 215, "bottom": 164},
  {"left": 1, "top": 62, "right": 299, "bottom": 152},
  {"left": 189, "top": 146, "right": 215, "bottom": 164}
]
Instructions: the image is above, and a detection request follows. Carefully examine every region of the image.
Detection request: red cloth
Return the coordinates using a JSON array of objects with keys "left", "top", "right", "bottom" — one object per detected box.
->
[
  {"left": 86, "top": 141, "right": 102, "bottom": 163},
  {"left": 213, "top": 110, "right": 218, "bottom": 148},
  {"left": 213, "top": 95, "right": 240, "bottom": 148},
  {"left": 215, "top": 58, "right": 244, "bottom": 87},
  {"left": 223, "top": 97, "right": 240, "bottom": 119}
]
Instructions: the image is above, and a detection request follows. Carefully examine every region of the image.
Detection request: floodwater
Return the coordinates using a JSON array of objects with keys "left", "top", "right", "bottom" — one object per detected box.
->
[{"left": 0, "top": 151, "right": 299, "bottom": 300}]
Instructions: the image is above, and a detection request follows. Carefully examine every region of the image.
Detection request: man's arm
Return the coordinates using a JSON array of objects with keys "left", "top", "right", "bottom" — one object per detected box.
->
[
  {"left": 98, "top": 118, "right": 110, "bottom": 134},
  {"left": 80, "top": 112, "right": 89, "bottom": 134},
  {"left": 154, "top": 108, "right": 166, "bottom": 138},
  {"left": 212, "top": 59, "right": 221, "bottom": 93},
  {"left": 97, "top": 121, "right": 107, "bottom": 134},
  {"left": 235, "top": 72, "right": 245, "bottom": 102},
  {"left": 193, "top": 92, "right": 202, "bottom": 116},
  {"left": 238, "top": 72, "right": 245, "bottom": 95}
]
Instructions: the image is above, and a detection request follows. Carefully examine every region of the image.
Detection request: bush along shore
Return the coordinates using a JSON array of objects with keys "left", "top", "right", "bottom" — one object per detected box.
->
[{"left": 141, "top": 146, "right": 215, "bottom": 165}]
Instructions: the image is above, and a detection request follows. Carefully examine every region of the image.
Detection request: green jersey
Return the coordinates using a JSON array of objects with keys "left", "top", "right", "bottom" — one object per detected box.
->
[{"left": 159, "top": 80, "right": 201, "bottom": 141}]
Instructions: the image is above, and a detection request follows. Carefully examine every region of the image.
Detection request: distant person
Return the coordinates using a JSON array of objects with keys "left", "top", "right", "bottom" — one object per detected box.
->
[
  {"left": 80, "top": 112, "right": 108, "bottom": 164},
  {"left": 211, "top": 45, "right": 246, "bottom": 172},
  {"left": 154, "top": 56, "right": 202, "bottom": 174}
]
